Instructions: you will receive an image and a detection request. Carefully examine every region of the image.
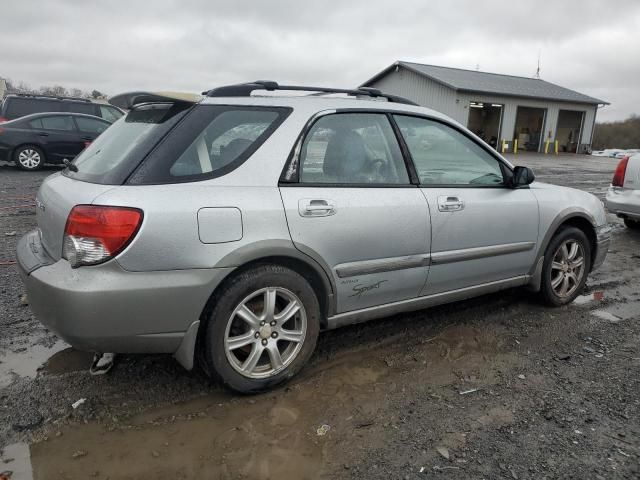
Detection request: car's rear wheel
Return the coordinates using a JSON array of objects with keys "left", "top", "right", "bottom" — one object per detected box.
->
[
  {"left": 202, "top": 264, "right": 320, "bottom": 393},
  {"left": 14, "top": 145, "right": 45, "bottom": 171},
  {"left": 624, "top": 218, "right": 640, "bottom": 230},
  {"left": 540, "top": 227, "right": 591, "bottom": 306}
]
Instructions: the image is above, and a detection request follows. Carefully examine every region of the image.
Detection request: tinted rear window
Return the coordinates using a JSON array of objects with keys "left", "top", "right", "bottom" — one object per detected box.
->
[
  {"left": 63, "top": 102, "right": 192, "bottom": 185},
  {"left": 99, "top": 105, "right": 124, "bottom": 122},
  {"left": 130, "top": 106, "right": 288, "bottom": 184},
  {"left": 65, "top": 102, "right": 97, "bottom": 115}
]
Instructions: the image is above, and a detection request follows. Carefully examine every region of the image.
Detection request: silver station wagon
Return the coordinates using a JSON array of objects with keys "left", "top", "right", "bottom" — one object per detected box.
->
[{"left": 18, "top": 82, "right": 611, "bottom": 393}]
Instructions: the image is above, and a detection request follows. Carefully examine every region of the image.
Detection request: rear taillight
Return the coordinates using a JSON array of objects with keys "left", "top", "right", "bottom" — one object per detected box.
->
[
  {"left": 612, "top": 156, "right": 629, "bottom": 187},
  {"left": 62, "top": 205, "right": 143, "bottom": 268},
  {"left": 0, "top": 117, "right": 7, "bottom": 123}
]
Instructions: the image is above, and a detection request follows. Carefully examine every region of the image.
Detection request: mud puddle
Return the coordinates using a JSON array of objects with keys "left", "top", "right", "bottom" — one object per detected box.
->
[
  {"left": 0, "top": 340, "right": 68, "bottom": 388},
  {"left": 27, "top": 324, "right": 515, "bottom": 479},
  {"left": 574, "top": 280, "right": 640, "bottom": 323}
]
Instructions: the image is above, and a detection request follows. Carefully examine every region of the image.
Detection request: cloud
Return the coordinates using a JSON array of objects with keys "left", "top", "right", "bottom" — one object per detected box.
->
[{"left": 2, "top": 0, "right": 638, "bottom": 121}]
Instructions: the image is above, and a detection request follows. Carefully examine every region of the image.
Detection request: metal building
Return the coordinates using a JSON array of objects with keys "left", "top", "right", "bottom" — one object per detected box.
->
[{"left": 361, "top": 61, "right": 608, "bottom": 153}]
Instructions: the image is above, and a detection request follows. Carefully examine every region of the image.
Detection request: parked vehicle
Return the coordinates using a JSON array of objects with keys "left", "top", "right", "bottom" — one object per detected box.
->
[
  {"left": 0, "top": 112, "right": 112, "bottom": 170},
  {"left": 614, "top": 149, "right": 640, "bottom": 159},
  {"left": 591, "top": 149, "right": 623, "bottom": 157},
  {"left": 17, "top": 82, "right": 611, "bottom": 393},
  {"left": 605, "top": 154, "right": 640, "bottom": 229},
  {"left": 0, "top": 94, "right": 124, "bottom": 123}
]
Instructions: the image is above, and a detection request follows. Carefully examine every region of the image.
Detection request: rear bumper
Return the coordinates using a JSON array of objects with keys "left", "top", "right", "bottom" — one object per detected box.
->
[
  {"left": 605, "top": 186, "right": 640, "bottom": 220},
  {"left": 17, "top": 229, "right": 233, "bottom": 355}
]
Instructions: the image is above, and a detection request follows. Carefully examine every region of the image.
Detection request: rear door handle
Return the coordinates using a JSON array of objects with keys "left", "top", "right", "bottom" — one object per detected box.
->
[
  {"left": 437, "top": 195, "right": 464, "bottom": 212},
  {"left": 36, "top": 132, "right": 49, "bottom": 137},
  {"left": 299, "top": 199, "right": 336, "bottom": 217}
]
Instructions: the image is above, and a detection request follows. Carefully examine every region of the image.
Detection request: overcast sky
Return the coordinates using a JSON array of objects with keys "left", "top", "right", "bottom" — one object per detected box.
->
[{"left": 2, "top": 0, "right": 638, "bottom": 121}]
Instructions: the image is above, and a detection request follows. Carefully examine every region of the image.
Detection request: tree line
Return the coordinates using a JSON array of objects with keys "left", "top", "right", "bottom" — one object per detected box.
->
[
  {"left": 592, "top": 115, "right": 640, "bottom": 150},
  {"left": 2, "top": 77, "right": 106, "bottom": 100}
]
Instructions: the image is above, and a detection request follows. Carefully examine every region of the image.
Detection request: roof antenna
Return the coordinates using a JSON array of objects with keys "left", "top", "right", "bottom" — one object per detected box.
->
[
  {"left": 475, "top": 63, "right": 480, "bottom": 71},
  {"left": 534, "top": 50, "right": 541, "bottom": 79}
]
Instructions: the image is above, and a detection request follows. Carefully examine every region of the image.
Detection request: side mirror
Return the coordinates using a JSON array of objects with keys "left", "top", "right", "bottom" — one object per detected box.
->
[{"left": 512, "top": 166, "right": 535, "bottom": 187}]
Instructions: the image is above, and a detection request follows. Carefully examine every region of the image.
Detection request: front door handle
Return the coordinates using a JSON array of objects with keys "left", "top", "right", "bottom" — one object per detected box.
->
[
  {"left": 36, "top": 132, "right": 49, "bottom": 137},
  {"left": 299, "top": 199, "right": 336, "bottom": 217},
  {"left": 437, "top": 195, "right": 464, "bottom": 212}
]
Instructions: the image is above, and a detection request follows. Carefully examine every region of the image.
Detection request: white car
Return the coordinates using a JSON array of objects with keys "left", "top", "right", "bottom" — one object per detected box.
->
[
  {"left": 614, "top": 149, "right": 640, "bottom": 159},
  {"left": 591, "top": 149, "right": 622, "bottom": 157},
  {"left": 606, "top": 154, "right": 640, "bottom": 229}
]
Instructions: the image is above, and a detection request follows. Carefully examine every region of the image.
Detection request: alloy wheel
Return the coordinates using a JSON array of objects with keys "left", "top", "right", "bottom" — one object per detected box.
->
[
  {"left": 18, "top": 149, "right": 41, "bottom": 169},
  {"left": 224, "top": 287, "right": 307, "bottom": 379},
  {"left": 550, "top": 239, "right": 585, "bottom": 298}
]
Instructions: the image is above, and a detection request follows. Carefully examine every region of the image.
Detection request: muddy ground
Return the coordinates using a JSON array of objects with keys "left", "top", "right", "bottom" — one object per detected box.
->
[{"left": 0, "top": 154, "right": 638, "bottom": 479}]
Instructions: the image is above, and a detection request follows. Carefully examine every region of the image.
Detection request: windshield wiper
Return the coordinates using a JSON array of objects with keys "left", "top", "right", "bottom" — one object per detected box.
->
[{"left": 63, "top": 158, "right": 78, "bottom": 172}]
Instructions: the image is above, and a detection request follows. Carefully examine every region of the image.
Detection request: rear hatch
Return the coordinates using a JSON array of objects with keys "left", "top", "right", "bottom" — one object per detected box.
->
[{"left": 37, "top": 94, "right": 198, "bottom": 260}]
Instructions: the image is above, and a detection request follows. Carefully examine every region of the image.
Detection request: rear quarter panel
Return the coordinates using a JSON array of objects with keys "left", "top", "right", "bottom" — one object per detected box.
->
[
  {"left": 93, "top": 184, "right": 293, "bottom": 272},
  {"left": 623, "top": 154, "right": 640, "bottom": 189}
]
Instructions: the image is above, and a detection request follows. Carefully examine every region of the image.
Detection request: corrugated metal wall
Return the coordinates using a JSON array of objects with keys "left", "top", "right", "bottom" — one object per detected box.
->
[
  {"left": 369, "top": 68, "right": 598, "bottom": 151},
  {"left": 371, "top": 68, "right": 466, "bottom": 122}
]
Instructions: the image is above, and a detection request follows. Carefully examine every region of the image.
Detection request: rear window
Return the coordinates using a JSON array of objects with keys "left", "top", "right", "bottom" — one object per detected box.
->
[
  {"left": 100, "top": 105, "right": 124, "bottom": 122},
  {"left": 65, "top": 103, "right": 290, "bottom": 185},
  {"left": 65, "top": 102, "right": 97, "bottom": 115},
  {"left": 63, "top": 102, "right": 192, "bottom": 185},
  {"left": 4, "top": 97, "right": 62, "bottom": 119},
  {"left": 75, "top": 116, "right": 110, "bottom": 134},
  {"left": 128, "top": 105, "right": 291, "bottom": 184}
]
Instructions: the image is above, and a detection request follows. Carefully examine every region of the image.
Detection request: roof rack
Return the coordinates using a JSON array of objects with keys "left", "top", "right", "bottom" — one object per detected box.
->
[
  {"left": 203, "top": 81, "right": 418, "bottom": 106},
  {"left": 9, "top": 93, "right": 91, "bottom": 102}
]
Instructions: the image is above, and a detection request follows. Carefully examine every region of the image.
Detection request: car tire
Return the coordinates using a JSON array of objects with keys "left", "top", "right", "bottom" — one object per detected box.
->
[
  {"left": 539, "top": 227, "right": 591, "bottom": 306},
  {"left": 202, "top": 264, "right": 320, "bottom": 393},
  {"left": 624, "top": 218, "right": 640, "bottom": 230},
  {"left": 14, "top": 145, "right": 45, "bottom": 171}
]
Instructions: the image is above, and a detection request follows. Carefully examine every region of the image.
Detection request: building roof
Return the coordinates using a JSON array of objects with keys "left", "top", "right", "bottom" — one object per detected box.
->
[{"left": 362, "top": 61, "right": 608, "bottom": 105}]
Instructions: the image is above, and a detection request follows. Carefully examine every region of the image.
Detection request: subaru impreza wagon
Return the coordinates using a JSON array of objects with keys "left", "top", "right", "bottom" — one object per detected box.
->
[{"left": 17, "top": 82, "right": 611, "bottom": 393}]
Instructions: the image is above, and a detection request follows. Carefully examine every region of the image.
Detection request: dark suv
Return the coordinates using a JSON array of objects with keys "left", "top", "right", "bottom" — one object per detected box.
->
[{"left": 0, "top": 94, "right": 124, "bottom": 123}]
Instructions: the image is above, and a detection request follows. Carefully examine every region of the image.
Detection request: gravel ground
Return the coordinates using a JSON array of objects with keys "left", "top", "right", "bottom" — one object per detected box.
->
[{"left": 0, "top": 154, "right": 638, "bottom": 479}]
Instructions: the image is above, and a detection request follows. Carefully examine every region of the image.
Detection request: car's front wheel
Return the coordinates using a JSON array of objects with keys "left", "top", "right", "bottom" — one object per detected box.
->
[
  {"left": 202, "top": 264, "right": 320, "bottom": 393},
  {"left": 540, "top": 227, "right": 591, "bottom": 306},
  {"left": 624, "top": 218, "right": 640, "bottom": 230}
]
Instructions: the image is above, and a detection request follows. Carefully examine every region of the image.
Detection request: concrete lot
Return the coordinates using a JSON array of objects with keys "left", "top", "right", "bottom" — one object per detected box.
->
[{"left": 0, "top": 154, "right": 638, "bottom": 479}]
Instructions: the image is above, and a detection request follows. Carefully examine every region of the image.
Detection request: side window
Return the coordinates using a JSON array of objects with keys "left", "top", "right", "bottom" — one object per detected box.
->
[
  {"left": 75, "top": 116, "right": 110, "bottom": 134},
  {"left": 6, "top": 98, "right": 59, "bottom": 119},
  {"left": 169, "top": 109, "right": 281, "bottom": 178},
  {"left": 66, "top": 102, "right": 96, "bottom": 115},
  {"left": 100, "top": 105, "right": 124, "bottom": 122},
  {"left": 40, "top": 115, "right": 76, "bottom": 131},
  {"left": 299, "top": 113, "right": 409, "bottom": 184},
  {"left": 394, "top": 115, "right": 505, "bottom": 186},
  {"left": 29, "top": 118, "right": 43, "bottom": 129}
]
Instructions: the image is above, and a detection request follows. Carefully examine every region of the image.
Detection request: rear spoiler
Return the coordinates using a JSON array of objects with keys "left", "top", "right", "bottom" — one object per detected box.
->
[{"left": 108, "top": 91, "right": 203, "bottom": 110}]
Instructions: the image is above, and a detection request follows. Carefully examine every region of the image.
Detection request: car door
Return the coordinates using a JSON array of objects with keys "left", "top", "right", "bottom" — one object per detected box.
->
[
  {"left": 29, "top": 115, "right": 84, "bottom": 162},
  {"left": 279, "top": 111, "right": 431, "bottom": 313},
  {"left": 393, "top": 114, "right": 539, "bottom": 296},
  {"left": 73, "top": 115, "right": 111, "bottom": 147}
]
